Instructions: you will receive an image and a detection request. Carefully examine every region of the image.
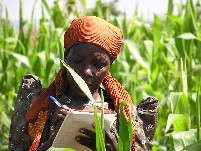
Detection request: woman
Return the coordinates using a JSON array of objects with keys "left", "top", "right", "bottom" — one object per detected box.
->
[{"left": 9, "top": 16, "right": 159, "bottom": 151}]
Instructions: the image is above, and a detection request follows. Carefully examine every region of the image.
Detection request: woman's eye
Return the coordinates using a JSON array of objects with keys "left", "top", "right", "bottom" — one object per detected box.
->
[
  {"left": 73, "top": 59, "right": 82, "bottom": 64},
  {"left": 94, "top": 63, "right": 104, "bottom": 68}
]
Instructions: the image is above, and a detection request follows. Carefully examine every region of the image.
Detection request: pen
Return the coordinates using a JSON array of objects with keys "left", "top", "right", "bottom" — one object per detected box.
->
[{"left": 50, "top": 96, "right": 62, "bottom": 107}]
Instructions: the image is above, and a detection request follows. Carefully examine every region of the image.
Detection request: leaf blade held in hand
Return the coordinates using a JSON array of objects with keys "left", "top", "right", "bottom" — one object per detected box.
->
[{"left": 60, "top": 59, "right": 94, "bottom": 102}]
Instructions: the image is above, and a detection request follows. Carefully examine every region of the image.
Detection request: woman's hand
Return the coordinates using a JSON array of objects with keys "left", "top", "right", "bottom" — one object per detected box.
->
[
  {"left": 36, "top": 133, "right": 56, "bottom": 151},
  {"left": 57, "top": 105, "right": 72, "bottom": 120},
  {"left": 75, "top": 127, "right": 118, "bottom": 151},
  {"left": 37, "top": 105, "right": 71, "bottom": 151}
]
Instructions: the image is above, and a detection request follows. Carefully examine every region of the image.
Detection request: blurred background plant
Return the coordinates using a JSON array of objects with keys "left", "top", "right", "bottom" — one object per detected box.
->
[{"left": 0, "top": 0, "right": 201, "bottom": 150}]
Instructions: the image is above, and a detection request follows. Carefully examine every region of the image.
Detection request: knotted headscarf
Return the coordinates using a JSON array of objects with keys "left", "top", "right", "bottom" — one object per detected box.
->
[
  {"left": 26, "top": 16, "right": 135, "bottom": 151},
  {"left": 64, "top": 16, "right": 123, "bottom": 60}
]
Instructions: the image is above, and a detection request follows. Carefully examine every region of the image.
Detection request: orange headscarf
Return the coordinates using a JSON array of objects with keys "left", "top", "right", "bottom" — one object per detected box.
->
[
  {"left": 26, "top": 16, "right": 135, "bottom": 151},
  {"left": 64, "top": 16, "right": 123, "bottom": 60}
]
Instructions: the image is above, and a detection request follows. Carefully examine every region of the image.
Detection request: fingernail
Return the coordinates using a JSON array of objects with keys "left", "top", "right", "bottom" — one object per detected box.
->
[
  {"left": 79, "top": 128, "right": 84, "bottom": 133},
  {"left": 62, "top": 105, "right": 67, "bottom": 109},
  {"left": 75, "top": 137, "right": 80, "bottom": 141}
]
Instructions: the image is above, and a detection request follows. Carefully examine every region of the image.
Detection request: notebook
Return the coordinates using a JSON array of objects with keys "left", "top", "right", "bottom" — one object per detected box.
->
[{"left": 52, "top": 110, "right": 116, "bottom": 151}]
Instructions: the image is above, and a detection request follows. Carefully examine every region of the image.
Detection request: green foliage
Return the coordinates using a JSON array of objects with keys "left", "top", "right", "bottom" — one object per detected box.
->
[
  {"left": 0, "top": 0, "right": 201, "bottom": 150},
  {"left": 118, "top": 101, "right": 133, "bottom": 151},
  {"left": 182, "top": 140, "right": 201, "bottom": 151},
  {"left": 169, "top": 129, "right": 197, "bottom": 151},
  {"left": 93, "top": 105, "right": 106, "bottom": 151}
]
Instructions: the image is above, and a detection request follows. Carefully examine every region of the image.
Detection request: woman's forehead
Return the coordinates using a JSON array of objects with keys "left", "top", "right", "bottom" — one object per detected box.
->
[{"left": 69, "top": 43, "right": 110, "bottom": 57}]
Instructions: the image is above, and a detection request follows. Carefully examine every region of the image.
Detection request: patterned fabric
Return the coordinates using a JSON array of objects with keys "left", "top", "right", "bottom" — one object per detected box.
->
[
  {"left": 102, "top": 72, "right": 136, "bottom": 149},
  {"left": 9, "top": 75, "right": 159, "bottom": 151},
  {"left": 9, "top": 75, "right": 43, "bottom": 151},
  {"left": 25, "top": 67, "right": 67, "bottom": 123},
  {"left": 25, "top": 68, "right": 67, "bottom": 151},
  {"left": 25, "top": 67, "right": 137, "bottom": 150},
  {"left": 27, "top": 111, "right": 48, "bottom": 150},
  {"left": 133, "top": 97, "right": 159, "bottom": 150},
  {"left": 64, "top": 16, "right": 123, "bottom": 60}
]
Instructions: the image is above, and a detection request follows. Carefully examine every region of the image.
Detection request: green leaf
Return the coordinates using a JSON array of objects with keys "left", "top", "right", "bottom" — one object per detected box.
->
[
  {"left": 24, "top": 22, "right": 33, "bottom": 52},
  {"left": 0, "top": 112, "right": 10, "bottom": 128},
  {"left": 100, "top": 89, "right": 105, "bottom": 139},
  {"left": 118, "top": 101, "right": 132, "bottom": 151},
  {"left": 6, "top": 51, "right": 30, "bottom": 67},
  {"left": 171, "top": 93, "right": 189, "bottom": 128},
  {"left": 93, "top": 105, "right": 106, "bottom": 151},
  {"left": 144, "top": 84, "right": 154, "bottom": 95},
  {"left": 46, "top": 59, "right": 54, "bottom": 83},
  {"left": 169, "top": 129, "right": 197, "bottom": 151},
  {"left": 60, "top": 60, "right": 94, "bottom": 101},
  {"left": 177, "top": 33, "right": 197, "bottom": 40},
  {"left": 150, "top": 58, "right": 159, "bottom": 86},
  {"left": 143, "top": 40, "right": 153, "bottom": 58},
  {"left": 169, "top": 91, "right": 190, "bottom": 129},
  {"left": 165, "top": 114, "right": 184, "bottom": 133},
  {"left": 167, "top": 15, "right": 183, "bottom": 27},
  {"left": 196, "top": 73, "right": 201, "bottom": 140},
  {"left": 48, "top": 147, "right": 68, "bottom": 151},
  {"left": 163, "top": 56, "right": 178, "bottom": 74},
  {"left": 173, "top": 114, "right": 188, "bottom": 132},
  {"left": 153, "top": 15, "right": 162, "bottom": 53},
  {"left": 167, "top": 0, "right": 173, "bottom": 15},
  {"left": 182, "top": 140, "right": 201, "bottom": 151},
  {"left": 170, "top": 92, "right": 182, "bottom": 113},
  {"left": 123, "top": 39, "right": 148, "bottom": 69},
  {"left": 177, "top": 93, "right": 190, "bottom": 127},
  {"left": 42, "top": 0, "right": 52, "bottom": 17},
  {"left": 80, "top": 0, "right": 86, "bottom": 10}
]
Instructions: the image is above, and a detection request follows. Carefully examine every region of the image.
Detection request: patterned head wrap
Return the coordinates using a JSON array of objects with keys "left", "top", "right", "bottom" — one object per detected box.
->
[
  {"left": 26, "top": 16, "right": 135, "bottom": 151},
  {"left": 64, "top": 16, "right": 123, "bottom": 60}
]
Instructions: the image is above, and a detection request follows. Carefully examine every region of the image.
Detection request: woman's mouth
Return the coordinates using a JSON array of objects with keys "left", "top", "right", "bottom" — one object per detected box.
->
[{"left": 87, "top": 83, "right": 92, "bottom": 87}]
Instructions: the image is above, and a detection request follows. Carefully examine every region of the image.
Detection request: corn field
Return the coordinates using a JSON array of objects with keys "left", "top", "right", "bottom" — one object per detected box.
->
[{"left": 0, "top": 0, "right": 201, "bottom": 150}]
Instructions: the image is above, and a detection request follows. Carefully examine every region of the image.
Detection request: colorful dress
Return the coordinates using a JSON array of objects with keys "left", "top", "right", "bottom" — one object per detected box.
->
[{"left": 9, "top": 74, "right": 158, "bottom": 151}]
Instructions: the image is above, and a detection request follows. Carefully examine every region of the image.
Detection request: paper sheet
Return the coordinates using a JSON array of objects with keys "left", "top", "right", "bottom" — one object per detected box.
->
[{"left": 52, "top": 111, "right": 116, "bottom": 151}]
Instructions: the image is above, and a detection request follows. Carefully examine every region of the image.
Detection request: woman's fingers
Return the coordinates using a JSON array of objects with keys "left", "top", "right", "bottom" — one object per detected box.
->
[
  {"left": 76, "top": 128, "right": 117, "bottom": 151},
  {"left": 79, "top": 128, "right": 96, "bottom": 139},
  {"left": 57, "top": 105, "right": 72, "bottom": 120},
  {"left": 61, "top": 105, "right": 69, "bottom": 110},
  {"left": 75, "top": 136, "right": 96, "bottom": 151},
  {"left": 75, "top": 128, "right": 96, "bottom": 150},
  {"left": 105, "top": 130, "right": 118, "bottom": 151},
  {"left": 57, "top": 114, "right": 66, "bottom": 120},
  {"left": 105, "top": 130, "right": 116, "bottom": 142}
]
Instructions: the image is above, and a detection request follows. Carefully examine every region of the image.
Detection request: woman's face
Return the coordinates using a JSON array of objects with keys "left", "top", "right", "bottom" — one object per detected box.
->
[{"left": 65, "top": 43, "right": 111, "bottom": 95}]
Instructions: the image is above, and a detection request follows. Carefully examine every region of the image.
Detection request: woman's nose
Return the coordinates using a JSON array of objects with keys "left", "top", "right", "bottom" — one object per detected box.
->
[{"left": 83, "top": 65, "right": 93, "bottom": 77}]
